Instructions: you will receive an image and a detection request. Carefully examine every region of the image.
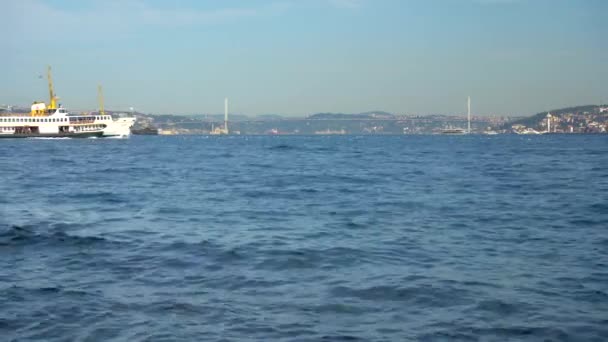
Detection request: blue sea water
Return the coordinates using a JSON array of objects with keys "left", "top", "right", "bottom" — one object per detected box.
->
[{"left": 0, "top": 135, "right": 607, "bottom": 341}]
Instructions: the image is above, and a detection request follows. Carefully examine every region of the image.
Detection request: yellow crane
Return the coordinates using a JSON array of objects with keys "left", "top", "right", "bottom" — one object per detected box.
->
[
  {"left": 47, "top": 65, "right": 58, "bottom": 110},
  {"left": 98, "top": 84, "right": 105, "bottom": 115}
]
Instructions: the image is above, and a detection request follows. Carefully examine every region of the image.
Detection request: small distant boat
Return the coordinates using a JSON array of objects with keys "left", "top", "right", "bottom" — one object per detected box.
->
[
  {"left": 314, "top": 128, "right": 346, "bottom": 135},
  {"left": 131, "top": 127, "right": 159, "bottom": 135},
  {"left": 441, "top": 128, "right": 467, "bottom": 135},
  {"left": 516, "top": 128, "right": 544, "bottom": 135}
]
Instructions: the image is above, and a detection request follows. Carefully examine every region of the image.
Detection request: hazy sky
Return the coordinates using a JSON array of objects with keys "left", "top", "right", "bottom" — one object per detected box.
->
[{"left": 2, "top": 0, "right": 606, "bottom": 116}]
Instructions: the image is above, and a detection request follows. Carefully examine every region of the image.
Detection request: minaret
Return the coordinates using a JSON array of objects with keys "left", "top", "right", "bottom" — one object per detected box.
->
[
  {"left": 546, "top": 113, "right": 552, "bottom": 133},
  {"left": 467, "top": 96, "right": 471, "bottom": 134},
  {"left": 224, "top": 97, "right": 229, "bottom": 134}
]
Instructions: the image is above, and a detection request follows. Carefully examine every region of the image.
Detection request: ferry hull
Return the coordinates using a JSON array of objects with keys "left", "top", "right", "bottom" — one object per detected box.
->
[{"left": 0, "top": 131, "right": 105, "bottom": 139}]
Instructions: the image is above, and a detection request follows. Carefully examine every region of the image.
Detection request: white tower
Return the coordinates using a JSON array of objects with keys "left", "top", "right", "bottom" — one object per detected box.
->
[
  {"left": 546, "top": 113, "right": 552, "bottom": 133},
  {"left": 467, "top": 96, "right": 471, "bottom": 134},
  {"left": 224, "top": 97, "right": 229, "bottom": 134}
]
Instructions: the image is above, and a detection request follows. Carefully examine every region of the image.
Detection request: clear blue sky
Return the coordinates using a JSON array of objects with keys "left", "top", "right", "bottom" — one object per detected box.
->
[{"left": 2, "top": 0, "right": 606, "bottom": 116}]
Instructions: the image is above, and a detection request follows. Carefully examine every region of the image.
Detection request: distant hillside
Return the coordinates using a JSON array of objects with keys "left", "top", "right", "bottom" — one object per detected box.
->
[
  {"left": 308, "top": 111, "right": 395, "bottom": 120},
  {"left": 255, "top": 114, "right": 285, "bottom": 120},
  {"left": 504, "top": 105, "right": 599, "bottom": 129}
]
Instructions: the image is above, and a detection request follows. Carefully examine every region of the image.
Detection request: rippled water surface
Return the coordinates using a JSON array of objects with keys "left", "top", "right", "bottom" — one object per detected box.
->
[{"left": 1, "top": 135, "right": 607, "bottom": 341}]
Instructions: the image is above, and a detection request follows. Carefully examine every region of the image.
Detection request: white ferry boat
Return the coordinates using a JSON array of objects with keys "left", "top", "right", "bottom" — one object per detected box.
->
[
  {"left": 0, "top": 67, "right": 135, "bottom": 139},
  {"left": 0, "top": 107, "right": 135, "bottom": 139}
]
